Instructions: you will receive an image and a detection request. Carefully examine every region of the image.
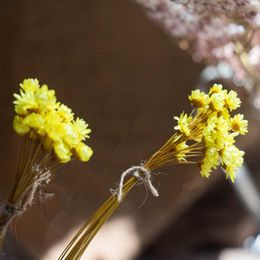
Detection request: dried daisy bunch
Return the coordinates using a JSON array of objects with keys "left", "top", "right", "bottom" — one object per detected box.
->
[
  {"left": 0, "top": 79, "right": 93, "bottom": 248},
  {"left": 59, "top": 84, "right": 248, "bottom": 260}
]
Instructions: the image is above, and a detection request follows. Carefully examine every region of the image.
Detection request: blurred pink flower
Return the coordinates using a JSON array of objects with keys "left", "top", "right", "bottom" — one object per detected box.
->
[{"left": 135, "top": 0, "right": 260, "bottom": 84}]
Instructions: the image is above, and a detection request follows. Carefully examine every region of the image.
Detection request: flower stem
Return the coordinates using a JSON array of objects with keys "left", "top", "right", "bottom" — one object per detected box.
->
[{"left": 58, "top": 176, "right": 137, "bottom": 260}]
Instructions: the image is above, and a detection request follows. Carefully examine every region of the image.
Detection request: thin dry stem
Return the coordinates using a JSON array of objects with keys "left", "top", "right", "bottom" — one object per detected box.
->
[
  {"left": 58, "top": 177, "right": 136, "bottom": 260},
  {"left": 58, "top": 130, "right": 205, "bottom": 259},
  {"left": 0, "top": 135, "right": 59, "bottom": 249}
]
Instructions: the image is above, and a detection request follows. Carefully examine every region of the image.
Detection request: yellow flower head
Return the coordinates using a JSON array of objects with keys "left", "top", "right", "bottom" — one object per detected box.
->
[
  {"left": 188, "top": 89, "right": 209, "bottom": 108},
  {"left": 57, "top": 104, "right": 74, "bottom": 122},
  {"left": 174, "top": 112, "right": 193, "bottom": 136},
  {"left": 196, "top": 86, "right": 246, "bottom": 181},
  {"left": 221, "top": 145, "right": 244, "bottom": 182},
  {"left": 20, "top": 78, "right": 40, "bottom": 92},
  {"left": 210, "top": 91, "right": 226, "bottom": 111},
  {"left": 175, "top": 141, "right": 189, "bottom": 162},
  {"left": 13, "top": 78, "right": 93, "bottom": 163},
  {"left": 73, "top": 118, "right": 91, "bottom": 141},
  {"left": 209, "top": 83, "right": 223, "bottom": 94},
  {"left": 225, "top": 90, "right": 241, "bottom": 111},
  {"left": 200, "top": 147, "right": 219, "bottom": 177},
  {"left": 170, "top": 84, "right": 247, "bottom": 182},
  {"left": 230, "top": 114, "right": 248, "bottom": 135}
]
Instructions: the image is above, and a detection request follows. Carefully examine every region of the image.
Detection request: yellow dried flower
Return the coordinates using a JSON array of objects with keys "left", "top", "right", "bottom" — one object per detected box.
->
[
  {"left": 210, "top": 91, "right": 226, "bottom": 111},
  {"left": 162, "top": 84, "right": 247, "bottom": 181},
  {"left": 54, "top": 142, "right": 72, "bottom": 163},
  {"left": 75, "top": 142, "right": 94, "bottom": 162},
  {"left": 221, "top": 145, "right": 245, "bottom": 182},
  {"left": 209, "top": 83, "right": 223, "bottom": 94},
  {"left": 200, "top": 147, "right": 219, "bottom": 177},
  {"left": 35, "top": 84, "right": 57, "bottom": 112},
  {"left": 189, "top": 89, "right": 209, "bottom": 107},
  {"left": 23, "top": 113, "right": 45, "bottom": 135},
  {"left": 195, "top": 87, "right": 246, "bottom": 181},
  {"left": 174, "top": 112, "right": 193, "bottom": 136},
  {"left": 225, "top": 90, "right": 241, "bottom": 111},
  {"left": 230, "top": 114, "right": 248, "bottom": 135},
  {"left": 0, "top": 78, "right": 94, "bottom": 249},
  {"left": 13, "top": 91, "right": 37, "bottom": 115},
  {"left": 57, "top": 104, "right": 74, "bottom": 122},
  {"left": 20, "top": 78, "right": 40, "bottom": 92},
  {"left": 13, "top": 115, "right": 30, "bottom": 135},
  {"left": 175, "top": 141, "right": 189, "bottom": 162},
  {"left": 13, "top": 78, "right": 93, "bottom": 163},
  {"left": 73, "top": 118, "right": 91, "bottom": 141}
]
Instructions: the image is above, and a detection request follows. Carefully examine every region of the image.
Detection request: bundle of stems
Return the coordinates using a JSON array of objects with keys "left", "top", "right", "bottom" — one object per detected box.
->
[
  {"left": 59, "top": 84, "right": 248, "bottom": 259},
  {"left": 58, "top": 177, "right": 136, "bottom": 259},
  {"left": 0, "top": 135, "right": 60, "bottom": 248},
  {"left": 58, "top": 135, "right": 190, "bottom": 259},
  {"left": 0, "top": 78, "right": 93, "bottom": 248},
  {"left": 60, "top": 138, "right": 204, "bottom": 259}
]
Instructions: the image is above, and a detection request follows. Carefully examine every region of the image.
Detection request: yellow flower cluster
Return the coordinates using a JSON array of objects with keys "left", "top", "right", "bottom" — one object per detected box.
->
[
  {"left": 13, "top": 79, "right": 93, "bottom": 163},
  {"left": 174, "top": 84, "right": 248, "bottom": 182}
]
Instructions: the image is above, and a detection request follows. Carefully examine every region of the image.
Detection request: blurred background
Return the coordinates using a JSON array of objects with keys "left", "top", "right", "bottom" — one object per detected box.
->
[{"left": 0, "top": 0, "right": 260, "bottom": 259}]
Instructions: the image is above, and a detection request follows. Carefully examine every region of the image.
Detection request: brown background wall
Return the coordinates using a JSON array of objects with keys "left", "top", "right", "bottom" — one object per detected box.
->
[{"left": 0, "top": 1, "right": 258, "bottom": 259}]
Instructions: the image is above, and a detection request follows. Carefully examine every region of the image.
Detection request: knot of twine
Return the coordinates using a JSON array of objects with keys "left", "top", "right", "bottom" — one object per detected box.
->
[
  {"left": 0, "top": 169, "right": 52, "bottom": 232},
  {"left": 0, "top": 202, "right": 23, "bottom": 228},
  {"left": 117, "top": 165, "right": 159, "bottom": 202}
]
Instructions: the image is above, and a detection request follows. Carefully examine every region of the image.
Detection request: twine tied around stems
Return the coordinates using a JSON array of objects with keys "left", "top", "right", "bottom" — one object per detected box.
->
[
  {"left": 0, "top": 168, "right": 52, "bottom": 249},
  {"left": 0, "top": 202, "right": 22, "bottom": 226},
  {"left": 0, "top": 202, "right": 23, "bottom": 249},
  {"left": 115, "top": 165, "right": 159, "bottom": 202}
]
